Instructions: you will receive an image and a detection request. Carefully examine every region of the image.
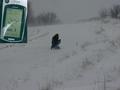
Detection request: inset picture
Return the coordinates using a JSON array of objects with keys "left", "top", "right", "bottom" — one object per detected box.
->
[{"left": 0, "top": 0, "right": 27, "bottom": 43}]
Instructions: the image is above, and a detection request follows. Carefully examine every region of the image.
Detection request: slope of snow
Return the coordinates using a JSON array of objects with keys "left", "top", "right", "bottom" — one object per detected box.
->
[{"left": 0, "top": 19, "right": 120, "bottom": 90}]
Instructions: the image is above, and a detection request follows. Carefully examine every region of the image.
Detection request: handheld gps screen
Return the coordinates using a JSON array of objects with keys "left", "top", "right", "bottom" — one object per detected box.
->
[{"left": 3, "top": 5, "right": 24, "bottom": 38}]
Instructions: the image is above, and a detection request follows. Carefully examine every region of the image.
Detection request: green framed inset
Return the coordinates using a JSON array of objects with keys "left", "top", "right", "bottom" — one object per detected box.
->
[{"left": 1, "top": 4, "right": 27, "bottom": 43}]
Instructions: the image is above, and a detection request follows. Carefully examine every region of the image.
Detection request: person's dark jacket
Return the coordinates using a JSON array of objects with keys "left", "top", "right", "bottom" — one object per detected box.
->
[{"left": 51, "top": 34, "right": 61, "bottom": 49}]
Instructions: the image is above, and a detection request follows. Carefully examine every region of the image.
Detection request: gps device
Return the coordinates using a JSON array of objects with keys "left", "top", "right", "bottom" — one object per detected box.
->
[{"left": 0, "top": 0, "right": 27, "bottom": 43}]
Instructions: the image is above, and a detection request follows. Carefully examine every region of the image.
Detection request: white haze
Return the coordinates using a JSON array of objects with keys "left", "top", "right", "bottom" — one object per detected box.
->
[{"left": 28, "top": 0, "right": 120, "bottom": 22}]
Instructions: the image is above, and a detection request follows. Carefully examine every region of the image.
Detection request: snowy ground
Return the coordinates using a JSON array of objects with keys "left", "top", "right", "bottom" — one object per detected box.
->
[{"left": 0, "top": 19, "right": 120, "bottom": 90}]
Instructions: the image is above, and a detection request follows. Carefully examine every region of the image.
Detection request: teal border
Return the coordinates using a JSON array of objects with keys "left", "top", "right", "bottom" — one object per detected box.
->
[{"left": 0, "top": 0, "right": 3, "bottom": 30}]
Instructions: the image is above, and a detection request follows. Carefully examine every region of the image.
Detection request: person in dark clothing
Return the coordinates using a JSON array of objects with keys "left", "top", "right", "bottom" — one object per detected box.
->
[{"left": 51, "top": 33, "right": 61, "bottom": 49}]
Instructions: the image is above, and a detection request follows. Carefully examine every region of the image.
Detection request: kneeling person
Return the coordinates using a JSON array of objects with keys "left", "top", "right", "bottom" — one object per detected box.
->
[{"left": 51, "top": 33, "right": 61, "bottom": 49}]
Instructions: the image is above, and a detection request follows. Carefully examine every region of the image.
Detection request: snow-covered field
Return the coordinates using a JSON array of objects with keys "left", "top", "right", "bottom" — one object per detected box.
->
[{"left": 0, "top": 19, "right": 120, "bottom": 90}]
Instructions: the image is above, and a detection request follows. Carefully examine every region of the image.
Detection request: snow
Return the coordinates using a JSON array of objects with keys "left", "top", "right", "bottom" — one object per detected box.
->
[{"left": 0, "top": 19, "right": 120, "bottom": 90}]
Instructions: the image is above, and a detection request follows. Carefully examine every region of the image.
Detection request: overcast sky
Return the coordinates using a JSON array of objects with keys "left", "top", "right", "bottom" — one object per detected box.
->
[{"left": 28, "top": 0, "right": 120, "bottom": 23}]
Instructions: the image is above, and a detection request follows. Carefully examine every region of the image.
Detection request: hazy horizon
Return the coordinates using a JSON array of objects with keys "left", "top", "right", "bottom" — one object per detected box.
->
[{"left": 29, "top": 0, "right": 120, "bottom": 23}]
